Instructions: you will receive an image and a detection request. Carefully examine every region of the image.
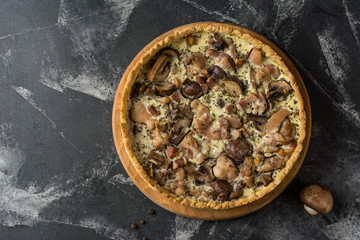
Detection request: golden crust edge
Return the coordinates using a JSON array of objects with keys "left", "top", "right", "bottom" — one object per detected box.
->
[{"left": 118, "top": 23, "right": 307, "bottom": 209}]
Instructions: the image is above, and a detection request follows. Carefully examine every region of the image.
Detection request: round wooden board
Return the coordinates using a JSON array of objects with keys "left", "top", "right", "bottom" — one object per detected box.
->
[{"left": 112, "top": 22, "right": 312, "bottom": 220}]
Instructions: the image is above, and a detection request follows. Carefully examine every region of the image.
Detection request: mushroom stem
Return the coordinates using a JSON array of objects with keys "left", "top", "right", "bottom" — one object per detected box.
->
[{"left": 304, "top": 204, "right": 318, "bottom": 215}]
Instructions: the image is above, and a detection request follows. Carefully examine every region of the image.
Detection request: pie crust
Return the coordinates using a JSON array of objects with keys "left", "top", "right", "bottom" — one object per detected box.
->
[{"left": 117, "top": 23, "right": 307, "bottom": 210}]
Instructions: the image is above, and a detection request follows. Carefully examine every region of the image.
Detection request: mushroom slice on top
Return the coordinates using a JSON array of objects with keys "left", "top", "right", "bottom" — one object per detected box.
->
[
  {"left": 225, "top": 138, "right": 251, "bottom": 164},
  {"left": 184, "top": 52, "right": 207, "bottom": 76},
  {"left": 151, "top": 124, "right": 170, "bottom": 149},
  {"left": 170, "top": 118, "right": 192, "bottom": 145},
  {"left": 262, "top": 132, "right": 288, "bottom": 146},
  {"left": 161, "top": 48, "right": 179, "bottom": 59},
  {"left": 213, "top": 155, "right": 237, "bottom": 181},
  {"left": 206, "top": 49, "right": 235, "bottom": 73},
  {"left": 211, "top": 32, "right": 228, "bottom": 50},
  {"left": 149, "top": 150, "right": 170, "bottom": 169},
  {"left": 181, "top": 78, "right": 203, "bottom": 99},
  {"left": 130, "top": 101, "right": 155, "bottom": 130},
  {"left": 208, "top": 65, "right": 226, "bottom": 80},
  {"left": 257, "top": 156, "right": 283, "bottom": 173},
  {"left": 240, "top": 156, "right": 255, "bottom": 188},
  {"left": 267, "top": 79, "right": 293, "bottom": 102},
  {"left": 178, "top": 104, "right": 193, "bottom": 119},
  {"left": 211, "top": 180, "right": 233, "bottom": 202},
  {"left": 147, "top": 54, "right": 170, "bottom": 82},
  {"left": 247, "top": 114, "right": 268, "bottom": 132},
  {"left": 154, "top": 82, "right": 177, "bottom": 96},
  {"left": 266, "top": 109, "right": 290, "bottom": 133},
  {"left": 221, "top": 78, "right": 242, "bottom": 96},
  {"left": 248, "top": 48, "right": 262, "bottom": 65},
  {"left": 179, "top": 131, "right": 199, "bottom": 160}
]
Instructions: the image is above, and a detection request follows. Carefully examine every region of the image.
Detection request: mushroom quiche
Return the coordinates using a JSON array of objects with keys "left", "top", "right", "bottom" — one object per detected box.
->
[{"left": 120, "top": 25, "right": 306, "bottom": 209}]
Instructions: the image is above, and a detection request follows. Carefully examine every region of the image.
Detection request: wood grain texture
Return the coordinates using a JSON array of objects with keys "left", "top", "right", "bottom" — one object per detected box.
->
[{"left": 112, "top": 22, "right": 312, "bottom": 220}]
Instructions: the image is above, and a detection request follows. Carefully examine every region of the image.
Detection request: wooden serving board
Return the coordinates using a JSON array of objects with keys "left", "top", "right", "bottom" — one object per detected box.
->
[{"left": 112, "top": 22, "right": 311, "bottom": 220}]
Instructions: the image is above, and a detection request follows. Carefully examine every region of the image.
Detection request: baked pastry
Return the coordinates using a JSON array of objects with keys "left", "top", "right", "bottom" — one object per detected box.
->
[{"left": 119, "top": 24, "right": 306, "bottom": 209}]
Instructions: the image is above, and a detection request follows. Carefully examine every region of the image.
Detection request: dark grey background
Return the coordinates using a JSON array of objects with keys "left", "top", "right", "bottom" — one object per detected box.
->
[{"left": 1, "top": 0, "right": 359, "bottom": 239}]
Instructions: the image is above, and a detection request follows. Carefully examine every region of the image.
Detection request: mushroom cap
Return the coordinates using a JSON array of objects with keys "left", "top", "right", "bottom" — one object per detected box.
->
[{"left": 300, "top": 184, "right": 333, "bottom": 214}]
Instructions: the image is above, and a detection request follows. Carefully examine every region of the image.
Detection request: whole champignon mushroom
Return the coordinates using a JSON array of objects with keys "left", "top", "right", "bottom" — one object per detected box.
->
[{"left": 300, "top": 184, "right": 333, "bottom": 215}]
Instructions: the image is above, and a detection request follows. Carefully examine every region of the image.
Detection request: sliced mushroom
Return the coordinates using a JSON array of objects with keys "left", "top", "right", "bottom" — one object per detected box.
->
[
  {"left": 240, "top": 156, "right": 255, "bottom": 188},
  {"left": 279, "top": 118, "right": 295, "bottom": 138},
  {"left": 222, "top": 79, "right": 242, "bottom": 96},
  {"left": 130, "top": 101, "right": 155, "bottom": 130},
  {"left": 206, "top": 49, "right": 235, "bottom": 73},
  {"left": 208, "top": 65, "right": 226, "bottom": 80},
  {"left": 211, "top": 180, "right": 233, "bottom": 202},
  {"left": 181, "top": 78, "right": 203, "bottom": 99},
  {"left": 170, "top": 179, "right": 186, "bottom": 196},
  {"left": 229, "top": 190, "right": 243, "bottom": 200},
  {"left": 166, "top": 145, "right": 179, "bottom": 158},
  {"left": 267, "top": 109, "right": 290, "bottom": 133},
  {"left": 178, "top": 104, "right": 193, "bottom": 119},
  {"left": 213, "top": 155, "right": 237, "bottom": 181},
  {"left": 238, "top": 93, "right": 258, "bottom": 110},
  {"left": 248, "top": 48, "right": 262, "bottom": 65},
  {"left": 300, "top": 184, "right": 333, "bottom": 215},
  {"left": 267, "top": 79, "right": 293, "bottom": 102},
  {"left": 225, "top": 104, "right": 237, "bottom": 114},
  {"left": 225, "top": 138, "right": 252, "bottom": 164},
  {"left": 262, "top": 132, "right": 288, "bottom": 146},
  {"left": 279, "top": 139, "right": 297, "bottom": 156},
  {"left": 257, "top": 156, "right": 283, "bottom": 172},
  {"left": 249, "top": 67, "right": 257, "bottom": 89},
  {"left": 184, "top": 164, "right": 210, "bottom": 185},
  {"left": 247, "top": 114, "right": 268, "bottom": 132},
  {"left": 149, "top": 150, "right": 170, "bottom": 169},
  {"left": 226, "top": 37, "right": 238, "bottom": 60},
  {"left": 184, "top": 52, "right": 206, "bottom": 76},
  {"left": 225, "top": 115, "right": 242, "bottom": 129},
  {"left": 154, "top": 82, "right": 177, "bottom": 96},
  {"left": 170, "top": 118, "right": 191, "bottom": 145},
  {"left": 151, "top": 125, "right": 170, "bottom": 149},
  {"left": 179, "top": 131, "right": 199, "bottom": 160},
  {"left": 161, "top": 48, "right": 179, "bottom": 59},
  {"left": 199, "top": 164, "right": 215, "bottom": 181},
  {"left": 153, "top": 170, "right": 168, "bottom": 186},
  {"left": 211, "top": 32, "right": 228, "bottom": 50},
  {"left": 147, "top": 54, "right": 170, "bottom": 82},
  {"left": 260, "top": 174, "right": 273, "bottom": 186}
]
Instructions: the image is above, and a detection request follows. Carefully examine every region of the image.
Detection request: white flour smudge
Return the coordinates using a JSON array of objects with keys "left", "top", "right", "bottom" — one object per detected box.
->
[
  {"left": 272, "top": 0, "right": 305, "bottom": 48},
  {"left": 77, "top": 217, "right": 137, "bottom": 239},
  {"left": 104, "top": 0, "right": 139, "bottom": 40},
  {"left": 342, "top": 0, "right": 360, "bottom": 47},
  {"left": 60, "top": 71, "right": 116, "bottom": 102},
  {"left": 39, "top": 68, "right": 64, "bottom": 93},
  {"left": 11, "top": 86, "right": 57, "bottom": 128},
  {"left": 175, "top": 215, "right": 203, "bottom": 240},
  {"left": 322, "top": 198, "right": 360, "bottom": 240},
  {"left": 182, "top": 0, "right": 239, "bottom": 24},
  {"left": 108, "top": 173, "right": 134, "bottom": 186},
  {"left": 0, "top": 123, "right": 72, "bottom": 227},
  {"left": 53, "top": 0, "right": 136, "bottom": 102},
  {"left": 317, "top": 26, "right": 360, "bottom": 127}
]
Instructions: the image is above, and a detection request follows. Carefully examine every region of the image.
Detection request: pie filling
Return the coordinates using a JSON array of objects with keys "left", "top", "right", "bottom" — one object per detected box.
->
[{"left": 128, "top": 31, "right": 300, "bottom": 203}]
